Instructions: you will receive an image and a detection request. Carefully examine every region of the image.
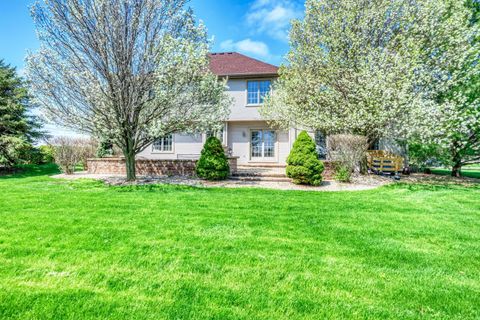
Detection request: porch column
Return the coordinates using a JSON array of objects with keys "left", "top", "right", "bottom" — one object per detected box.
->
[{"left": 223, "top": 122, "right": 229, "bottom": 146}]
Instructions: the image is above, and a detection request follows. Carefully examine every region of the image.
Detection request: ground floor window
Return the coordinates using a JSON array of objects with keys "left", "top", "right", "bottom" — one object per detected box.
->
[
  {"left": 152, "top": 134, "right": 173, "bottom": 152},
  {"left": 251, "top": 130, "right": 276, "bottom": 159}
]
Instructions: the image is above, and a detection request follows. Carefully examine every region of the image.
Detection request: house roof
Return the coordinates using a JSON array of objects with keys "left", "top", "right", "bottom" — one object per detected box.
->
[{"left": 208, "top": 52, "right": 278, "bottom": 78}]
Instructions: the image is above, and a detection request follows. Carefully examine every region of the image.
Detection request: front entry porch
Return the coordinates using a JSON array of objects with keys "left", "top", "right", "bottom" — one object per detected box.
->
[{"left": 226, "top": 121, "right": 292, "bottom": 165}]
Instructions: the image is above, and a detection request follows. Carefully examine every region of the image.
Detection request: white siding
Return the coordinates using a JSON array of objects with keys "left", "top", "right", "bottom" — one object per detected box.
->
[
  {"left": 138, "top": 125, "right": 313, "bottom": 164},
  {"left": 139, "top": 77, "right": 297, "bottom": 163},
  {"left": 226, "top": 78, "right": 275, "bottom": 121},
  {"left": 137, "top": 133, "right": 204, "bottom": 160}
]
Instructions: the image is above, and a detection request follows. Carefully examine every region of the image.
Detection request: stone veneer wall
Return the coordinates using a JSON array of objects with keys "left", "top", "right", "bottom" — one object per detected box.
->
[
  {"left": 87, "top": 157, "right": 238, "bottom": 176},
  {"left": 227, "top": 157, "right": 238, "bottom": 175}
]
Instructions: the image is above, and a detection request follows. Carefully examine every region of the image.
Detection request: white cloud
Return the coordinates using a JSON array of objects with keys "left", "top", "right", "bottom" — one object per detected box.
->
[
  {"left": 220, "top": 38, "right": 270, "bottom": 58},
  {"left": 246, "top": 0, "right": 303, "bottom": 41}
]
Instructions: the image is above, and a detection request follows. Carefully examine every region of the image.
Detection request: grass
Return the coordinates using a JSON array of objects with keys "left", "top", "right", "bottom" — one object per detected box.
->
[
  {"left": 0, "top": 165, "right": 479, "bottom": 319},
  {"left": 431, "top": 167, "right": 480, "bottom": 179}
]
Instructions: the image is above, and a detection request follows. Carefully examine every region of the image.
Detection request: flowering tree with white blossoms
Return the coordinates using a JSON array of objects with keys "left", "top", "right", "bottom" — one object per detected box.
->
[
  {"left": 261, "top": 0, "right": 428, "bottom": 143},
  {"left": 26, "top": 0, "right": 231, "bottom": 180},
  {"left": 411, "top": 0, "right": 480, "bottom": 177},
  {"left": 262, "top": 0, "right": 479, "bottom": 177}
]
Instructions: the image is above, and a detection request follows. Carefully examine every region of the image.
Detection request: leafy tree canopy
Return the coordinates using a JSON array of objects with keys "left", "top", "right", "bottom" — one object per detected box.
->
[
  {"left": 262, "top": 0, "right": 480, "bottom": 176},
  {"left": 262, "top": 0, "right": 427, "bottom": 140},
  {"left": 27, "top": 0, "right": 231, "bottom": 180}
]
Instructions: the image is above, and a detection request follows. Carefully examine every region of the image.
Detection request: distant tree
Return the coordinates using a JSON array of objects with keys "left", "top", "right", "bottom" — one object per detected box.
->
[
  {"left": 0, "top": 60, "right": 43, "bottom": 168},
  {"left": 39, "top": 145, "right": 55, "bottom": 164},
  {"left": 196, "top": 137, "right": 229, "bottom": 180},
  {"left": 50, "top": 137, "right": 96, "bottom": 174},
  {"left": 407, "top": 139, "right": 447, "bottom": 173},
  {"left": 286, "top": 131, "right": 324, "bottom": 186},
  {"left": 27, "top": 0, "right": 231, "bottom": 181},
  {"left": 96, "top": 136, "right": 114, "bottom": 158}
]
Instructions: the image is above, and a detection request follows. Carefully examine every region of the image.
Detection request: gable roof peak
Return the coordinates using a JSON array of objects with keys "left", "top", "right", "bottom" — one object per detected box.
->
[{"left": 208, "top": 52, "right": 278, "bottom": 77}]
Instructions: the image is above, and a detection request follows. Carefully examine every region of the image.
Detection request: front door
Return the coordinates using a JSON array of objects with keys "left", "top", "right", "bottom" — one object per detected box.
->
[{"left": 251, "top": 130, "right": 276, "bottom": 161}]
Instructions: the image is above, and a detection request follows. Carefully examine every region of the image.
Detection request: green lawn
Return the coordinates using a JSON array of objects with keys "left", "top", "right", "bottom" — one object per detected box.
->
[
  {"left": 431, "top": 167, "right": 480, "bottom": 179},
  {"left": 1, "top": 165, "right": 479, "bottom": 319}
]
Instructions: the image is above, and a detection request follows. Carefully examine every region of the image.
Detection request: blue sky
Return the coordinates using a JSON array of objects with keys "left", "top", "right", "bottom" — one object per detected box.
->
[
  {"left": 0, "top": 0, "right": 304, "bottom": 137},
  {"left": 0, "top": 0, "right": 304, "bottom": 71}
]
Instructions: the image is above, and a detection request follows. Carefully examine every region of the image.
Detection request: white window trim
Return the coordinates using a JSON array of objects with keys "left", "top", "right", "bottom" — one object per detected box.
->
[
  {"left": 151, "top": 134, "right": 175, "bottom": 154},
  {"left": 249, "top": 128, "right": 279, "bottom": 163},
  {"left": 245, "top": 79, "right": 272, "bottom": 107}
]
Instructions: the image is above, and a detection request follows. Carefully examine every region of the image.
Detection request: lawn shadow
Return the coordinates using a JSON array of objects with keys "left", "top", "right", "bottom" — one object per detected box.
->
[
  {"left": 431, "top": 168, "right": 480, "bottom": 179},
  {"left": 0, "top": 164, "right": 60, "bottom": 180},
  {"left": 111, "top": 182, "right": 208, "bottom": 193},
  {"left": 387, "top": 180, "right": 480, "bottom": 192}
]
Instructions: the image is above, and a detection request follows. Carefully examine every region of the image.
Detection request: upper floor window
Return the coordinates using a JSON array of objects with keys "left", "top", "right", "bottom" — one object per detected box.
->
[
  {"left": 247, "top": 80, "right": 271, "bottom": 105},
  {"left": 152, "top": 134, "right": 173, "bottom": 152}
]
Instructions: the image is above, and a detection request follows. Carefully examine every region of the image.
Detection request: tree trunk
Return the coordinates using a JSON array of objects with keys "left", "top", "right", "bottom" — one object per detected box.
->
[
  {"left": 124, "top": 136, "right": 136, "bottom": 181},
  {"left": 125, "top": 151, "right": 136, "bottom": 181},
  {"left": 451, "top": 146, "right": 462, "bottom": 178},
  {"left": 451, "top": 162, "right": 462, "bottom": 177},
  {"left": 359, "top": 155, "right": 368, "bottom": 174}
]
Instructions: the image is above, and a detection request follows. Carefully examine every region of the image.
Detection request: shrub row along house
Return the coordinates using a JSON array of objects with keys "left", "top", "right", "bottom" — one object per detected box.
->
[{"left": 137, "top": 52, "right": 326, "bottom": 166}]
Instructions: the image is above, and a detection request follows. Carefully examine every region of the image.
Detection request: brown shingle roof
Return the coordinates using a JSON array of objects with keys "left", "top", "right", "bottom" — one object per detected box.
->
[{"left": 208, "top": 52, "right": 278, "bottom": 77}]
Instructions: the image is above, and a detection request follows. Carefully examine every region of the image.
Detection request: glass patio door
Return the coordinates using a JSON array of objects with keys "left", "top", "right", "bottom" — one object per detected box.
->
[{"left": 251, "top": 130, "right": 276, "bottom": 160}]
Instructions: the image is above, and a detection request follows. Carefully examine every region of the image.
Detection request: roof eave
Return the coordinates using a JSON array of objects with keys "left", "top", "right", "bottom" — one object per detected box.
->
[{"left": 216, "top": 73, "right": 279, "bottom": 79}]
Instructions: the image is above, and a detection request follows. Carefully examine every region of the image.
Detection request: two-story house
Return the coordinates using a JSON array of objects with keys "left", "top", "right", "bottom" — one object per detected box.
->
[{"left": 138, "top": 52, "right": 320, "bottom": 166}]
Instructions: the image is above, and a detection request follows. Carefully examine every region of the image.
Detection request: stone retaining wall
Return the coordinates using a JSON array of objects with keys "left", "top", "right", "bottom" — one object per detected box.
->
[
  {"left": 227, "top": 157, "right": 238, "bottom": 174},
  {"left": 86, "top": 157, "right": 331, "bottom": 179},
  {"left": 87, "top": 157, "right": 238, "bottom": 176}
]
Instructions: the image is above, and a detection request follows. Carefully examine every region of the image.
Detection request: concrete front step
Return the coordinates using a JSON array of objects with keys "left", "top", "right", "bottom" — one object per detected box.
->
[
  {"left": 238, "top": 163, "right": 286, "bottom": 168},
  {"left": 233, "top": 165, "right": 287, "bottom": 181},
  {"left": 234, "top": 171, "right": 287, "bottom": 178},
  {"left": 229, "top": 176, "right": 291, "bottom": 182}
]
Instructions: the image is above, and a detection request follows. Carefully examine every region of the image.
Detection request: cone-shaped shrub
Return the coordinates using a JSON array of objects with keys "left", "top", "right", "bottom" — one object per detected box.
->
[
  {"left": 286, "top": 131, "right": 324, "bottom": 186},
  {"left": 196, "top": 136, "right": 230, "bottom": 180}
]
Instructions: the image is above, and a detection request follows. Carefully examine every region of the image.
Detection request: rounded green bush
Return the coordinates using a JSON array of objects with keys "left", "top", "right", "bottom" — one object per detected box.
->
[
  {"left": 286, "top": 131, "right": 324, "bottom": 186},
  {"left": 196, "top": 136, "right": 230, "bottom": 180},
  {"left": 334, "top": 165, "right": 352, "bottom": 183}
]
